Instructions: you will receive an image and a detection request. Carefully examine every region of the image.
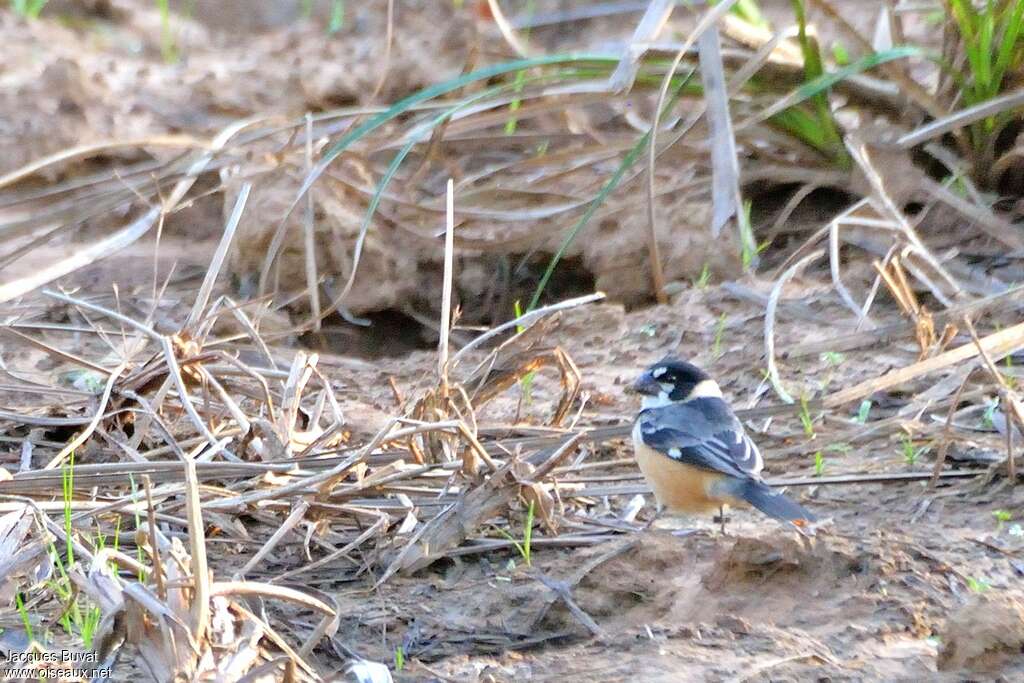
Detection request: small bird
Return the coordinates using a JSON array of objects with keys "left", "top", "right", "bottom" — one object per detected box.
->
[{"left": 630, "top": 358, "right": 814, "bottom": 531}]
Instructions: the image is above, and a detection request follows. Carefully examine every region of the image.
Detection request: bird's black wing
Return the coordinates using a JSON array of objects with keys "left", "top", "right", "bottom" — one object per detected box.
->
[{"left": 636, "top": 398, "right": 763, "bottom": 479}]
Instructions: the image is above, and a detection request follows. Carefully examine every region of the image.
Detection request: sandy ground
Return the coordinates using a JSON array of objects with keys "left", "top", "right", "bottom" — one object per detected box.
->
[{"left": 336, "top": 292, "right": 1024, "bottom": 682}]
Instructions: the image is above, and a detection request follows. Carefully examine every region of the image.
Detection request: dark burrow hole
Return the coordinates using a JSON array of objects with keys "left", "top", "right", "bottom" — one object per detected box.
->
[
  {"left": 456, "top": 253, "right": 598, "bottom": 327},
  {"left": 300, "top": 309, "right": 434, "bottom": 360},
  {"left": 300, "top": 255, "right": 598, "bottom": 360},
  {"left": 744, "top": 182, "right": 859, "bottom": 267}
]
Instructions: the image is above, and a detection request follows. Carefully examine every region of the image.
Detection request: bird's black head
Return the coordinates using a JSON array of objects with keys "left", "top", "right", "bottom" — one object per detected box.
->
[{"left": 631, "top": 358, "right": 718, "bottom": 405}]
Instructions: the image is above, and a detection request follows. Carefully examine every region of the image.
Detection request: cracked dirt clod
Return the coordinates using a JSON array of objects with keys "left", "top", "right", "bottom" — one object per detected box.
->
[{"left": 938, "top": 591, "right": 1024, "bottom": 672}]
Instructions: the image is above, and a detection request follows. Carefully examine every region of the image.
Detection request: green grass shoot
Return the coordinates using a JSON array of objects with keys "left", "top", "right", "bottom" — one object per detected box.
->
[
  {"left": 946, "top": 0, "right": 1024, "bottom": 151},
  {"left": 813, "top": 450, "right": 825, "bottom": 476},
  {"left": 732, "top": 0, "right": 768, "bottom": 28},
  {"left": 505, "top": 71, "right": 527, "bottom": 135},
  {"left": 496, "top": 500, "right": 535, "bottom": 567},
  {"left": 521, "top": 500, "right": 534, "bottom": 567},
  {"left": 966, "top": 576, "right": 990, "bottom": 593},
  {"left": 821, "top": 351, "right": 845, "bottom": 366},
  {"left": 712, "top": 313, "right": 728, "bottom": 359},
  {"left": 790, "top": 0, "right": 848, "bottom": 167},
  {"left": 16, "top": 592, "right": 34, "bottom": 642},
  {"left": 155, "top": 0, "right": 178, "bottom": 63},
  {"left": 832, "top": 42, "right": 850, "bottom": 66},
  {"left": 128, "top": 473, "right": 148, "bottom": 581},
  {"left": 900, "top": 433, "right": 925, "bottom": 466},
  {"left": 993, "top": 509, "right": 1012, "bottom": 531},
  {"left": 855, "top": 399, "right": 872, "bottom": 424},
  {"left": 799, "top": 395, "right": 815, "bottom": 438},
  {"left": 328, "top": 0, "right": 345, "bottom": 34},
  {"left": 982, "top": 399, "right": 999, "bottom": 429},
  {"left": 394, "top": 645, "right": 405, "bottom": 671},
  {"left": 514, "top": 300, "right": 535, "bottom": 404},
  {"left": 738, "top": 200, "right": 760, "bottom": 270},
  {"left": 12, "top": 0, "right": 47, "bottom": 18},
  {"left": 504, "top": 0, "right": 535, "bottom": 134},
  {"left": 820, "top": 351, "right": 845, "bottom": 390},
  {"left": 62, "top": 452, "right": 75, "bottom": 567},
  {"left": 46, "top": 451, "right": 103, "bottom": 647},
  {"left": 695, "top": 262, "right": 712, "bottom": 289}
]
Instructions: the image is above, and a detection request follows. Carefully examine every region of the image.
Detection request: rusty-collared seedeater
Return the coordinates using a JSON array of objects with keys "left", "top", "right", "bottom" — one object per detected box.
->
[{"left": 631, "top": 358, "right": 814, "bottom": 530}]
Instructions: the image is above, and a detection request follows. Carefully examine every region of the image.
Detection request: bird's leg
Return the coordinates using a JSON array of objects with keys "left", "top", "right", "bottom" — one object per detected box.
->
[
  {"left": 642, "top": 503, "right": 665, "bottom": 531},
  {"left": 717, "top": 505, "right": 727, "bottom": 535}
]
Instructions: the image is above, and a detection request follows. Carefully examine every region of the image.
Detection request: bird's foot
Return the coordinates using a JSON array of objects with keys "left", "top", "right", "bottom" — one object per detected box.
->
[{"left": 714, "top": 507, "right": 731, "bottom": 535}]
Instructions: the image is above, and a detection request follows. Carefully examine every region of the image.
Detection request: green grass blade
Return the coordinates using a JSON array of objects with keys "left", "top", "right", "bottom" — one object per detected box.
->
[
  {"left": 770, "top": 107, "right": 830, "bottom": 150},
  {"left": 63, "top": 451, "right": 75, "bottom": 567},
  {"left": 791, "top": 0, "right": 845, "bottom": 164},
  {"left": 976, "top": 11, "right": 995, "bottom": 96},
  {"left": 329, "top": 72, "right": 572, "bottom": 307},
  {"left": 748, "top": 46, "right": 923, "bottom": 132},
  {"left": 528, "top": 73, "right": 691, "bottom": 309},
  {"left": 328, "top": 0, "right": 346, "bottom": 34},
  {"left": 993, "top": 1, "right": 1024, "bottom": 95},
  {"left": 16, "top": 592, "right": 33, "bottom": 642},
  {"left": 293, "top": 54, "right": 607, "bottom": 213},
  {"left": 528, "top": 136, "right": 646, "bottom": 309}
]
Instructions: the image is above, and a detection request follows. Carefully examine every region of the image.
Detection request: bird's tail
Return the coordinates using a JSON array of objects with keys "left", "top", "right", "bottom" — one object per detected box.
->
[{"left": 734, "top": 479, "right": 815, "bottom": 524}]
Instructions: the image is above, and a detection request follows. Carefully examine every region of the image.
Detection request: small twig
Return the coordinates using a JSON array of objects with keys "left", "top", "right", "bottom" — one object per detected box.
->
[
  {"left": 159, "top": 336, "right": 223, "bottom": 453},
  {"left": 0, "top": 327, "right": 114, "bottom": 377},
  {"left": 452, "top": 292, "right": 605, "bottom": 365},
  {"left": 236, "top": 500, "right": 309, "bottom": 579},
  {"left": 369, "top": 0, "right": 396, "bottom": 100},
  {"left": 43, "top": 289, "right": 162, "bottom": 342},
  {"left": 143, "top": 475, "right": 167, "bottom": 601},
  {"left": 844, "top": 137, "right": 963, "bottom": 300},
  {"left": 530, "top": 571, "right": 605, "bottom": 638},
  {"left": 185, "top": 182, "right": 251, "bottom": 331},
  {"left": 929, "top": 367, "right": 976, "bottom": 489},
  {"left": 486, "top": 0, "right": 532, "bottom": 57},
  {"left": 964, "top": 316, "right": 1023, "bottom": 483},
  {"left": 824, "top": 319, "right": 1024, "bottom": 408},
  {"left": 272, "top": 513, "right": 388, "bottom": 582},
  {"left": 765, "top": 249, "right": 825, "bottom": 404},
  {"left": 181, "top": 457, "right": 210, "bottom": 645},
  {"left": 645, "top": 0, "right": 739, "bottom": 298},
  {"left": 858, "top": 244, "right": 897, "bottom": 330},
  {"left": 302, "top": 115, "right": 322, "bottom": 332},
  {"left": 438, "top": 178, "right": 456, "bottom": 400},
  {"left": 828, "top": 201, "right": 875, "bottom": 322},
  {"left": 43, "top": 363, "right": 129, "bottom": 470}
]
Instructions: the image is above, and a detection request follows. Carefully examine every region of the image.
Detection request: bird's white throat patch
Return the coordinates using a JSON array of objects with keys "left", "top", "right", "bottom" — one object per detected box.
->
[{"left": 640, "top": 392, "right": 674, "bottom": 409}]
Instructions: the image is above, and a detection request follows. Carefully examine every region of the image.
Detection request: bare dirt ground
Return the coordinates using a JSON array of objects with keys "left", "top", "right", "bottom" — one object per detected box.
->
[
  {"left": 3, "top": 2, "right": 1024, "bottom": 682},
  {"left": 9, "top": 251, "right": 1024, "bottom": 681},
  {"left": 312, "top": 291, "right": 1024, "bottom": 682}
]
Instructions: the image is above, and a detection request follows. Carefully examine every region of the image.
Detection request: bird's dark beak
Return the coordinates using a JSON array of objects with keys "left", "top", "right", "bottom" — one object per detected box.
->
[{"left": 630, "top": 372, "right": 660, "bottom": 396}]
